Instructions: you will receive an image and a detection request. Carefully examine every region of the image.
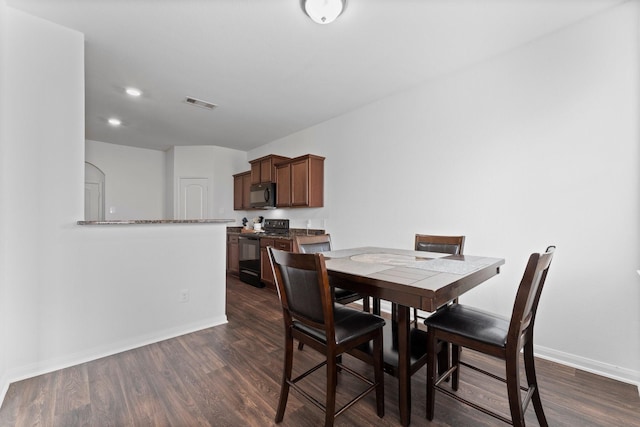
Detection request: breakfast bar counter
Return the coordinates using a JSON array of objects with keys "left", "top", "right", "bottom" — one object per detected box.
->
[{"left": 78, "top": 219, "right": 235, "bottom": 225}]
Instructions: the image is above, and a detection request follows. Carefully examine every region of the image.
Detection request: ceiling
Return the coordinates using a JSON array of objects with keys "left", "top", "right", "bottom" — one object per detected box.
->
[{"left": 7, "top": 0, "right": 625, "bottom": 152}]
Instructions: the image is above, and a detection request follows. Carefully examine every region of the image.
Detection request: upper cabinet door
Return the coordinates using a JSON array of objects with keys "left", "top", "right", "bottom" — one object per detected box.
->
[
  {"left": 291, "top": 158, "right": 310, "bottom": 207},
  {"left": 233, "top": 174, "right": 244, "bottom": 210},
  {"left": 250, "top": 155, "right": 290, "bottom": 184},
  {"left": 276, "top": 154, "right": 324, "bottom": 208},
  {"left": 250, "top": 161, "right": 261, "bottom": 185},
  {"left": 275, "top": 162, "right": 291, "bottom": 207},
  {"left": 260, "top": 158, "right": 273, "bottom": 183},
  {"left": 233, "top": 171, "right": 252, "bottom": 210}
]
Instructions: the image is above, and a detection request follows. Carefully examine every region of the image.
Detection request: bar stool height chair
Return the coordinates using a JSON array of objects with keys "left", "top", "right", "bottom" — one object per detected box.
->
[
  {"left": 268, "top": 247, "right": 386, "bottom": 427},
  {"left": 424, "top": 246, "right": 555, "bottom": 427}
]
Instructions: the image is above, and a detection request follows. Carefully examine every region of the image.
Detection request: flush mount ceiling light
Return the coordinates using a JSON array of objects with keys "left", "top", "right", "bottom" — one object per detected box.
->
[
  {"left": 183, "top": 96, "right": 217, "bottom": 110},
  {"left": 108, "top": 117, "right": 122, "bottom": 126},
  {"left": 125, "top": 87, "right": 142, "bottom": 97},
  {"left": 303, "top": 0, "right": 345, "bottom": 24}
]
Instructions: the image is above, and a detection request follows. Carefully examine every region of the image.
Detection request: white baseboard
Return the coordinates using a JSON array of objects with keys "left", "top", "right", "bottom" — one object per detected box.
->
[
  {"left": 534, "top": 345, "right": 640, "bottom": 392},
  {"left": 0, "top": 315, "right": 228, "bottom": 405},
  {"left": 0, "top": 371, "right": 10, "bottom": 412},
  {"left": 370, "top": 301, "right": 640, "bottom": 394}
]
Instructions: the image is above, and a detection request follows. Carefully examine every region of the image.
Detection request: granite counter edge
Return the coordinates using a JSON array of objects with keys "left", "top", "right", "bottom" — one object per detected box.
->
[{"left": 78, "top": 219, "right": 235, "bottom": 225}]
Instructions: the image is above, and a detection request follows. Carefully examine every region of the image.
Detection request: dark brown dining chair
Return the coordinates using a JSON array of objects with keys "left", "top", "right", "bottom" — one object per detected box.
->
[
  {"left": 373, "top": 234, "right": 465, "bottom": 383},
  {"left": 412, "top": 234, "right": 466, "bottom": 380},
  {"left": 360, "top": 234, "right": 466, "bottom": 396},
  {"left": 371, "top": 234, "right": 466, "bottom": 320},
  {"left": 294, "top": 234, "right": 370, "bottom": 353},
  {"left": 414, "top": 233, "right": 466, "bottom": 256},
  {"left": 268, "top": 247, "right": 385, "bottom": 427},
  {"left": 413, "top": 234, "right": 466, "bottom": 325},
  {"left": 424, "top": 246, "right": 555, "bottom": 427},
  {"left": 294, "top": 234, "right": 369, "bottom": 310}
]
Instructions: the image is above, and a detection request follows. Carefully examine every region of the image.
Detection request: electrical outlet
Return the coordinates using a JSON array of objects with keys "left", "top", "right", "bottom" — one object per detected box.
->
[{"left": 179, "top": 289, "right": 189, "bottom": 303}]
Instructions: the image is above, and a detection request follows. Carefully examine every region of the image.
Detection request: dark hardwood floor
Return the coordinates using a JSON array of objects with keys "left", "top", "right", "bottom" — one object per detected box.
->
[{"left": 1, "top": 274, "right": 639, "bottom": 426}]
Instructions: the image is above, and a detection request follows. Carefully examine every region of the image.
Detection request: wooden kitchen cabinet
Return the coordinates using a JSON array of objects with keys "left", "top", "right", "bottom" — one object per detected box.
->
[
  {"left": 227, "top": 234, "right": 239, "bottom": 275},
  {"left": 275, "top": 154, "right": 324, "bottom": 208},
  {"left": 250, "top": 155, "right": 290, "bottom": 185},
  {"left": 260, "top": 238, "right": 291, "bottom": 289},
  {"left": 275, "top": 162, "right": 292, "bottom": 207},
  {"left": 233, "top": 171, "right": 252, "bottom": 210}
]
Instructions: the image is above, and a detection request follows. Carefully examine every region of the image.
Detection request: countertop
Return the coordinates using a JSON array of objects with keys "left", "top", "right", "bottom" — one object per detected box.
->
[
  {"left": 78, "top": 219, "right": 235, "bottom": 225},
  {"left": 227, "top": 227, "right": 325, "bottom": 239}
]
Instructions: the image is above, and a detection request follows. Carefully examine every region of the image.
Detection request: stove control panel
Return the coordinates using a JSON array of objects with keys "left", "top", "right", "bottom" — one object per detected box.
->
[{"left": 263, "top": 219, "right": 289, "bottom": 233}]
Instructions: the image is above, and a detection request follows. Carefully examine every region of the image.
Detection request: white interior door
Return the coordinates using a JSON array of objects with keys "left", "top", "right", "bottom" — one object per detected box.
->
[
  {"left": 85, "top": 162, "right": 105, "bottom": 221},
  {"left": 84, "top": 182, "right": 104, "bottom": 221},
  {"left": 179, "top": 178, "right": 209, "bottom": 219}
]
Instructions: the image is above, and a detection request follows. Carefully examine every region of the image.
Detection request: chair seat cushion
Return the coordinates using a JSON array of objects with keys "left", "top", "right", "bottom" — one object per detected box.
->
[
  {"left": 294, "top": 305, "right": 385, "bottom": 345},
  {"left": 424, "top": 304, "right": 509, "bottom": 348}
]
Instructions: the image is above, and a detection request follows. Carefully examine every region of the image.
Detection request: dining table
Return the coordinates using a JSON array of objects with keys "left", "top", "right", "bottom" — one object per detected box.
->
[{"left": 321, "top": 246, "right": 505, "bottom": 426}]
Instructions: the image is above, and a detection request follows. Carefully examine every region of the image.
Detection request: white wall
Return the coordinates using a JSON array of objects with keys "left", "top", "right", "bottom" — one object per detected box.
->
[
  {"left": 165, "top": 146, "right": 175, "bottom": 218},
  {"left": 170, "top": 145, "right": 247, "bottom": 220},
  {"left": 249, "top": 3, "right": 640, "bottom": 385},
  {"left": 0, "top": 7, "right": 229, "bottom": 403},
  {"left": 0, "top": 0, "right": 9, "bottom": 400},
  {"left": 85, "top": 139, "right": 166, "bottom": 219},
  {"left": 1, "top": 6, "right": 85, "bottom": 397},
  {"left": 84, "top": 141, "right": 247, "bottom": 221}
]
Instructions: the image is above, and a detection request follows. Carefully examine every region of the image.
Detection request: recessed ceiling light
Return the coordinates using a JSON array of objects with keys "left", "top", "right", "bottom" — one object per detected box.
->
[
  {"left": 108, "top": 118, "right": 122, "bottom": 126},
  {"left": 125, "top": 87, "right": 142, "bottom": 97}
]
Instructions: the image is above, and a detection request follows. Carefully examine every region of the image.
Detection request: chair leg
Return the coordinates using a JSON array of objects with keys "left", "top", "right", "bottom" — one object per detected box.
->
[
  {"left": 451, "top": 344, "right": 460, "bottom": 390},
  {"left": 505, "top": 351, "right": 525, "bottom": 427},
  {"left": 297, "top": 341, "right": 304, "bottom": 351},
  {"left": 426, "top": 329, "right": 438, "bottom": 421},
  {"left": 362, "top": 296, "right": 370, "bottom": 312},
  {"left": 373, "top": 297, "right": 381, "bottom": 315},
  {"left": 524, "top": 341, "right": 549, "bottom": 427},
  {"left": 275, "top": 332, "right": 294, "bottom": 423},
  {"left": 325, "top": 351, "right": 338, "bottom": 427},
  {"left": 437, "top": 341, "right": 450, "bottom": 379},
  {"left": 373, "top": 331, "right": 385, "bottom": 417}
]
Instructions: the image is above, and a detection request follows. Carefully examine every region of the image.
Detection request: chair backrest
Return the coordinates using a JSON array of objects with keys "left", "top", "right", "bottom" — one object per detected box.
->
[
  {"left": 268, "top": 247, "right": 335, "bottom": 338},
  {"left": 294, "top": 234, "right": 332, "bottom": 254},
  {"left": 507, "top": 246, "right": 555, "bottom": 348},
  {"left": 415, "top": 234, "right": 465, "bottom": 255}
]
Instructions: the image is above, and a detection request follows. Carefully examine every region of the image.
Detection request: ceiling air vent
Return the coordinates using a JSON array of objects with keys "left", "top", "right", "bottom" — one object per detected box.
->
[{"left": 183, "top": 96, "right": 217, "bottom": 110}]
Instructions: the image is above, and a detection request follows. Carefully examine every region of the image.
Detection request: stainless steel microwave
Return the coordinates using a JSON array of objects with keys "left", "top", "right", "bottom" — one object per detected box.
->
[{"left": 250, "top": 183, "right": 276, "bottom": 209}]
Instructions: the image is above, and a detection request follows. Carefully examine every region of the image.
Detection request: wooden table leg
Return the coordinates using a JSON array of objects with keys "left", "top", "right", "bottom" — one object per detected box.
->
[{"left": 397, "top": 304, "right": 411, "bottom": 426}]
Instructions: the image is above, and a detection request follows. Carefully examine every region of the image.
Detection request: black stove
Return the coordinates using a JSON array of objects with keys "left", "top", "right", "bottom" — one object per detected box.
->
[
  {"left": 238, "top": 219, "right": 289, "bottom": 288},
  {"left": 262, "top": 218, "right": 290, "bottom": 236}
]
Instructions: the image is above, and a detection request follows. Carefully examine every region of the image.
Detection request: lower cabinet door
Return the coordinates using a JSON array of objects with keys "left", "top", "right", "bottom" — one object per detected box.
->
[{"left": 260, "top": 238, "right": 292, "bottom": 289}]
